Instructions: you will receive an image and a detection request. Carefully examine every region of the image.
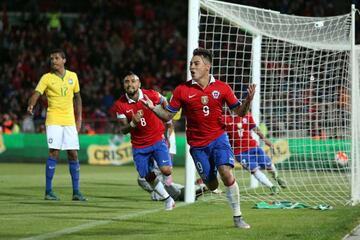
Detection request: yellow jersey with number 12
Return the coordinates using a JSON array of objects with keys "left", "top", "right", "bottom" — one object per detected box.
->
[{"left": 35, "top": 70, "right": 80, "bottom": 126}]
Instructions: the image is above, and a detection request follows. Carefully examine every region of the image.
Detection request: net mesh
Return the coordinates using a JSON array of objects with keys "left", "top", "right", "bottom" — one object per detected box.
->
[{"left": 198, "top": 0, "right": 354, "bottom": 206}]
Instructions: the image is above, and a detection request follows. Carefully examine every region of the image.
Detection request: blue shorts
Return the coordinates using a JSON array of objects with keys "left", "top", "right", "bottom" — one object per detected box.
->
[
  {"left": 190, "top": 133, "right": 234, "bottom": 183},
  {"left": 132, "top": 139, "right": 172, "bottom": 178},
  {"left": 235, "top": 147, "right": 272, "bottom": 171}
]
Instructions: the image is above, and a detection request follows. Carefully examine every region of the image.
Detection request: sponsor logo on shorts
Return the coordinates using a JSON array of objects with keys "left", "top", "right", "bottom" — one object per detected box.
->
[{"left": 48, "top": 138, "right": 53, "bottom": 144}]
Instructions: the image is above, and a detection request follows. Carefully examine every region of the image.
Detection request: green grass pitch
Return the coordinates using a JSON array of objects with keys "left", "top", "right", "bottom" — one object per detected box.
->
[{"left": 0, "top": 163, "right": 359, "bottom": 240}]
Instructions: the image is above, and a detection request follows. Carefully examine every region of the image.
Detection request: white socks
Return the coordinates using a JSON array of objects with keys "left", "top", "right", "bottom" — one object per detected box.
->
[
  {"left": 270, "top": 163, "right": 279, "bottom": 179},
  {"left": 253, "top": 170, "right": 273, "bottom": 188},
  {"left": 225, "top": 181, "right": 241, "bottom": 217},
  {"left": 152, "top": 179, "right": 170, "bottom": 199}
]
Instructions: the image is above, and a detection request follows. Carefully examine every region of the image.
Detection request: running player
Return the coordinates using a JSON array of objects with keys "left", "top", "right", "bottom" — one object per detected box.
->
[{"left": 141, "top": 48, "right": 255, "bottom": 228}]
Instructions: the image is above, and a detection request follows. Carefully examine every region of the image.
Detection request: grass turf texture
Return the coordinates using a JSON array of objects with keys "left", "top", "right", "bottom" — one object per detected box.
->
[{"left": 0, "top": 163, "right": 359, "bottom": 240}]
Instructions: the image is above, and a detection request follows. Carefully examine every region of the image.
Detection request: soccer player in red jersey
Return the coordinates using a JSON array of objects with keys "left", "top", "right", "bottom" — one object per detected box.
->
[
  {"left": 141, "top": 48, "right": 255, "bottom": 228},
  {"left": 111, "top": 72, "right": 175, "bottom": 210},
  {"left": 223, "top": 112, "right": 287, "bottom": 195}
]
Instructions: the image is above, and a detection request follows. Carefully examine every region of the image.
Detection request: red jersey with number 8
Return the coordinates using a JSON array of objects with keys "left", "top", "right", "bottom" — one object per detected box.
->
[{"left": 111, "top": 89, "right": 165, "bottom": 148}]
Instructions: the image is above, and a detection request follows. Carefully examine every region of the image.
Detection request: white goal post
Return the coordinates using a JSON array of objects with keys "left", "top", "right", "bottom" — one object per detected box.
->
[{"left": 187, "top": 0, "right": 360, "bottom": 206}]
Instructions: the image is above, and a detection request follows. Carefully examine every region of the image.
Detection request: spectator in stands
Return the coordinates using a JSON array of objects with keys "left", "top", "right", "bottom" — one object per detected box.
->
[{"left": 0, "top": 0, "right": 355, "bottom": 132}]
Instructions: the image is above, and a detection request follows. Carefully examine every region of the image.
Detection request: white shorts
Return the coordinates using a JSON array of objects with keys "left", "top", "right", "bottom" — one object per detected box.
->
[
  {"left": 168, "top": 131, "right": 176, "bottom": 155},
  {"left": 46, "top": 125, "right": 79, "bottom": 150}
]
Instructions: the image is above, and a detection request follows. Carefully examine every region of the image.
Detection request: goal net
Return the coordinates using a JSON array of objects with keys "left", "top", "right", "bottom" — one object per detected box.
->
[{"left": 197, "top": 0, "right": 360, "bottom": 206}]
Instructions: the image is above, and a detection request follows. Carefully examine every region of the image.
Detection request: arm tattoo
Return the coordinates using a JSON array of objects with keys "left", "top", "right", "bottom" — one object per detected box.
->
[
  {"left": 152, "top": 105, "right": 174, "bottom": 122},
  {"left": 237, "top": 98, "right": 251, "bottom": 117}
]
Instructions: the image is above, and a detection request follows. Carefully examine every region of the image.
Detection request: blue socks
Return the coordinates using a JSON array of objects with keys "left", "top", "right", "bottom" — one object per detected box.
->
[
  {"left": 45, "top": 158, "right": 81, "bottom": 195},
  {"left": 45, "top": 157, "right": 57, "bottom": 193},
  {"left": 69, "top": 160, "right": 80, "bottom": 194}
]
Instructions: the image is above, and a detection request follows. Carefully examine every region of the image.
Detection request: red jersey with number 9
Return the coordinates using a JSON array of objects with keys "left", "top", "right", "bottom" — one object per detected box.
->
[
  {"left": 167, "top": 76, "right": 240, "bottom": 147},
  {"left": 111, "top": 89, "right": 165, "bottom": 148}
]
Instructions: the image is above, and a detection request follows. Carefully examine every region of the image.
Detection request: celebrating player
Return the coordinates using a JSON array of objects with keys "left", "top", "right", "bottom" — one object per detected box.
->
[
  {"left": 223, "top": 112, "right": 287, "bottom": 195},
  {"left": 27, "top": 49, "right": 86, "bottom": 201},
  {"left": 111, "top": 72, "right": 175, "bottom": 210},
  {"left": 141, "top": 47, "right": 255, "bottom": 229}
]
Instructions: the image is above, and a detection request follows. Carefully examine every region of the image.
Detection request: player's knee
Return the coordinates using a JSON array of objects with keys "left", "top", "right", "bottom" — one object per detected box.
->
[
  {"left": 222, "top": 177, "right": 236, "bottom": 187},
  {"left": 160, "top": 166, "right": 172, "bottom": 176},
  {"left": 67, "top": 150, "right": 78, "bottom": 161},
  {"left": 49, "top": 149, "right": 60, "bottom": 160},
  {"left": 219, "top": 170, "right": 234, "bottom": 186}
]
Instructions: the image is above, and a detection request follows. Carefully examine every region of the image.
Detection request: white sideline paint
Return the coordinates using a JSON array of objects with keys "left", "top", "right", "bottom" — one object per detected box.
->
[
  {"left": 20, "top": 202, "right": 187, "bottom": 240},
  {"left": 342, "top": 224, "right": 360, "bottom": 240}
]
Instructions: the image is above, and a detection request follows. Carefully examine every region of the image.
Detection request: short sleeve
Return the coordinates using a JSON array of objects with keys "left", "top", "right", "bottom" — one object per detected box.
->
[
  {"left": 35, "top": 75, "right": 48, "bottom": 95},
  {"left": 110, "top": 101, "right": 126, "bottom": 119},
  {"left": 224, "top": 83, "right": 240, "bottom": 109},
  {"left": 145, "top": 90, "right": 162, "bottom": 105},
  {"left": 73, "top": 73, "right": 80, "bottom": 93}
]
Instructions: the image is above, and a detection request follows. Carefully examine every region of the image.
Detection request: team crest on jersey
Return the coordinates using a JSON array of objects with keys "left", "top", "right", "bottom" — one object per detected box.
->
[
  {"left": 137, "top": 109, "right": 144, "bottom": 117},
  {"left": 201, "top": 96, "right": 209, "bottom": 105},
  {"left": 242, "top": 118, "right": 248, "bottom": 124},
  {"left": 212, "top": 90, "right": 220, "bottom": 99},
  {"left": 68, "top": 79, "right": 73, "bottom": 85}
]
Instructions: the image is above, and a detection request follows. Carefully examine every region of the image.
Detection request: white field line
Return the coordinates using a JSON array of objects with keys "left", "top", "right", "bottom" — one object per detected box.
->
[{"left": 20, "top": 202, "right": 187, "bottom": 240}]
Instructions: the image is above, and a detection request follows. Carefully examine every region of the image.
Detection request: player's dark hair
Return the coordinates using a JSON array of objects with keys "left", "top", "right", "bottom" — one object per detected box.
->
[
  {"left": 193, "top": 48, "right": 212, "bottom": 64},
  {"left": 123, "top": 71, "right": 140, "bottom": 83},
  {"left": 49, "top": 48, "right": 66, "bottom": 59}
]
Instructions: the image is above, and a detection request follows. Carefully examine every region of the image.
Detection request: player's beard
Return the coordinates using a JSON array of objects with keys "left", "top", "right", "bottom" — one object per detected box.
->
[
  {"left": 51, "top": 64, "right": 61, "bottom": 72},
  {"left": 126, "top": 87, "right": 137, "bottom": 97}
]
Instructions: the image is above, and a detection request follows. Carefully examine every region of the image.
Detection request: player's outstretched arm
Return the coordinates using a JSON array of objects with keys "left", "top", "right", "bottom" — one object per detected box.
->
[
  {"left": 27, "top": 91, "right": 41, "bottom": 115},
  {"left": 233, "top": 84, "right": 256, "bottom": 117},
  {"left": 254, "top": 127, "right": 274, "bottom": 149},
  {"left": 141, "top": 94, "right": 176, "bottom": 122}
]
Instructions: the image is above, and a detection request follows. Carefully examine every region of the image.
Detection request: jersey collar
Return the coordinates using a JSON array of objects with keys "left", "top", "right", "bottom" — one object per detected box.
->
[
  {"left": 190, "top": 74, "right": 215, "bottom": 85},
  {"left": 125, "top": 89, "right": 144, "bottom": 103}
]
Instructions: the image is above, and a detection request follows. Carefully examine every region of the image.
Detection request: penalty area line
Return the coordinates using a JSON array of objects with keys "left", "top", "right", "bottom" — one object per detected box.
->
[{"left": 20, "top": 202, "right": 187, "bottom": 240}]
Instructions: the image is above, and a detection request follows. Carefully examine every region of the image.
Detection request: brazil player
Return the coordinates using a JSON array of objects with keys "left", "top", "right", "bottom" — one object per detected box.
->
[
  {"left": 141, "top": 48, "right": 255, "bottom": 229},
  {"left": 27, "top": 49, "right": 86, "bottom": 201},
  {"left": 111, "top": 72, "right": 175, "bottom": 210},
  {"left": 223, "top": 112, "right": 287, "bottom": 195}
]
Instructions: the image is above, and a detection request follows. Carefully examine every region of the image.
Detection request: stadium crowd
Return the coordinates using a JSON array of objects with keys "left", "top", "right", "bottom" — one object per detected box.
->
[{"left": 0, "top": 0, "right": 355, "bottom": 134}]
